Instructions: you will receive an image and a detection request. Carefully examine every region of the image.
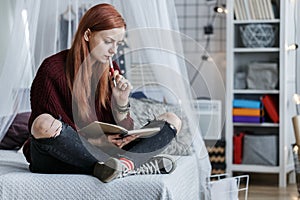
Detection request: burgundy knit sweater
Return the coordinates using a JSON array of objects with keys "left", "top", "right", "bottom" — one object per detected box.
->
[{"left": 23, "top": 50, "right": 133, "bottom": 162}]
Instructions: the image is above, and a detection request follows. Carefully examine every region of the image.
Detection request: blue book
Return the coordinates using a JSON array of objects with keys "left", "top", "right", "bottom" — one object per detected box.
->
[{"left": 233, "top": 99, "right": 261, "bottom": 109}]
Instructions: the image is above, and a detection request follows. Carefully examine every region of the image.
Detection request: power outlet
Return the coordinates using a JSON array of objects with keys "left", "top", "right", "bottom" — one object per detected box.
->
[{"left": 204, "top": 25, "right": 213, "bottom": 35}]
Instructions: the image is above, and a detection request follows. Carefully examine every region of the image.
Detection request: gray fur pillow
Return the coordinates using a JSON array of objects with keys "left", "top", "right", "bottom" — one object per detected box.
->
[{"left": 129, "top": 98, "right": 193, "bottom": 155}]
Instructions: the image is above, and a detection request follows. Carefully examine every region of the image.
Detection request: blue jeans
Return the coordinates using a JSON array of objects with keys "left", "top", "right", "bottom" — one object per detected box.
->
[{"left": 29, "top": 120, "right": 176, "bottom": 175}]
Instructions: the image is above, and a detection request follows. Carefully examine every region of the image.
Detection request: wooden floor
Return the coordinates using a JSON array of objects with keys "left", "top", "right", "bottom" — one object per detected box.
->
[
  {"left": 237, "top": 173, "right": 299, "bottom": 200},
  {"left": 244, "top": 184, "right": 299, "bottom": 200}
]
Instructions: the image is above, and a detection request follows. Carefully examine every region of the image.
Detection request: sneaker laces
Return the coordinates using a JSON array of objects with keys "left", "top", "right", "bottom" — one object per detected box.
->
[
  {"left": 118, "top": 159, "right": 161, "bottom": 178},
  {"left": 118, "top": 155, "right": 175, "bottom": 178},
  {"left": 135, "top": 159, "right": 161, "bottom": 175}
]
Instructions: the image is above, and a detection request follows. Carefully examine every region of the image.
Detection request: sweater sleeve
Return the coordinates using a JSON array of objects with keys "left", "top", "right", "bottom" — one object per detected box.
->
[
  {"left": 117, "top": 113, "right": 134, "bottom": 130},
  {"left": 29, "top": 56, "right": 75, "bottom": 132}
]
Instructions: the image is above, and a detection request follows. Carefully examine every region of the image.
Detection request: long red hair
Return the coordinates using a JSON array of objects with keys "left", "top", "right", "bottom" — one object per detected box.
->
[{"left": 65, "top": 3, "right": 126, "bottom": 122}]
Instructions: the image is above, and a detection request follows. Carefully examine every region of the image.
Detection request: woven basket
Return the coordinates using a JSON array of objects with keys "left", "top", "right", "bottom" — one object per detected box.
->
[{"left": 239, "top": 24, "right": 277, "bottom": 48}]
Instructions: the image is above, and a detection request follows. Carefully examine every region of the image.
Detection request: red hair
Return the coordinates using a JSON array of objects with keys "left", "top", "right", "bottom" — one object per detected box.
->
[{"left": 66, "top": 3, "right": 126, "bottom": 122}]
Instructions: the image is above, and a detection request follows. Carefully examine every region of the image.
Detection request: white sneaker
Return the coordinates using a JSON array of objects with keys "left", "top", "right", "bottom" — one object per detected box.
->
[
  {"left": 119, "top": 155, "right": 176, "bottom": 178},
  {"left": 138, "top": 155, "right": 176, "bottom": 175},
  {"left": 119, "top": 157, "right": 136, "bottom": 177}
]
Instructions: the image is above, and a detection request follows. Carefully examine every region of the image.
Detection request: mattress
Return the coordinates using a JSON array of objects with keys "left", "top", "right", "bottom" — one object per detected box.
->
[{"left": 0, "top": 150, "right": 205, "bottom": 200}]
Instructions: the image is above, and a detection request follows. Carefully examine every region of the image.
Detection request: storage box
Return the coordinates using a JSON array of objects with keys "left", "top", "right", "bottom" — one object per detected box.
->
[
  {"left": 247, "top": 62, "right": 278, "bottom": 90},
  {"left": 242, "top": 134, "right": 278, "bottom": 166}
]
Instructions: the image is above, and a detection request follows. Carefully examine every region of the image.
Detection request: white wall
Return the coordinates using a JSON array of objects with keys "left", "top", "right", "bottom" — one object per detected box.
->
[
  {"left": 175, "top": 0, "right": 226, "bottom": 136},
  {"left": 174, "top": 0, "right": 226, "bottom": 100}
]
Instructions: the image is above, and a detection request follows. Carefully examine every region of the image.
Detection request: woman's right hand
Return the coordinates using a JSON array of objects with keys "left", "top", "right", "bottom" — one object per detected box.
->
[
  {"left": 110, "top": 70, "right": 132, "bottom": 106},
  {"left": 107, "top": 134, "right": 139, "bottom": 148}
]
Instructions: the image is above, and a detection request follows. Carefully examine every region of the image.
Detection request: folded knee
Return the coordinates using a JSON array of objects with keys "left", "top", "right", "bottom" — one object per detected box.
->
[
  {"left": 157, "top": 112, "right": 182, "bottom": 133},
  {"left": 31, "top": 114, "right": 62, "bottom": 139}
]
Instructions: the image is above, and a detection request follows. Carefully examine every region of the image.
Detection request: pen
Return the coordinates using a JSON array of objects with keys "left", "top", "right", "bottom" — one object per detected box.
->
[{"left": 109, "top": 57, "right": 117, "bottom": 87}]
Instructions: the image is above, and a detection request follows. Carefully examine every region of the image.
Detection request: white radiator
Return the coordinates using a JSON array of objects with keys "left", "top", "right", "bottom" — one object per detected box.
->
[{"left": 193, "top": 100, "right": 222, "bottom": 140}]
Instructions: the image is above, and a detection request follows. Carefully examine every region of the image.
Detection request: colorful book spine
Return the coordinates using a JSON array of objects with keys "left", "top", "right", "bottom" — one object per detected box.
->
[
  {"left": 233, "top": 116, "right": 264, "bottom": 123},
  {"left": 232, "top": 108, "right": 263, "bottom": 116},
  {"left": 233, "top": 99, "right": 262, "bottom": 109}
]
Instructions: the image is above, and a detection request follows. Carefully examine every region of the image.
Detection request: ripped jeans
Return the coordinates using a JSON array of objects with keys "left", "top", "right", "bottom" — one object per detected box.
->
[{"left": 29, "top": 120, "right": 176, "bottom": 175}]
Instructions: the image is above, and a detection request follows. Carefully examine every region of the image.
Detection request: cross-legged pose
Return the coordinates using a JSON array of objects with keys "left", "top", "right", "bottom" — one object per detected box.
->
[{"left": 23, "top": 3, "right": 182, "bottom": 183}]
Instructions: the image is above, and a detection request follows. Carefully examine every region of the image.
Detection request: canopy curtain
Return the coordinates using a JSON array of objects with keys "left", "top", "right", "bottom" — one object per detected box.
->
[
  {"left": 0, "top": 0, "right": 39, "bottom": 141},
  {"left": 0, "top": 0, "right": 211, "bottom": 198},
  {"left": 115, "top": 0, "right": 211, "bottom": 197}
]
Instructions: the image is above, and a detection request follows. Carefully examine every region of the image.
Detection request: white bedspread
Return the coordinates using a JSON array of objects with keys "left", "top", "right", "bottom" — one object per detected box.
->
[{"left": 0, "top": 150, "right": 204, "bottom": 200}]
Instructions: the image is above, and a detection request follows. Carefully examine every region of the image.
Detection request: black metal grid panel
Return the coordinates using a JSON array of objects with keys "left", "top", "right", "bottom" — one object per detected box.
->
[{"left": 175, "top": 0, "right": 226, "bottom": 54}]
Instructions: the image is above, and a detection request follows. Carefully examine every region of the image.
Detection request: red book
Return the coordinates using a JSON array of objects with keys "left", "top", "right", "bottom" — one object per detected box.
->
[
  {"left": 233, "top": 133, "right": 244, "bottom": 164},
  {"left": 261, "top": 95, "right": 279, "bottom": 123}
]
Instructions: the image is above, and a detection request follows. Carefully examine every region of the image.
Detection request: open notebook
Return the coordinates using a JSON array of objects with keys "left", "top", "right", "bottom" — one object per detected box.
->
[{"left": 79, "top": 121, "right": 160, "bottom": 138}]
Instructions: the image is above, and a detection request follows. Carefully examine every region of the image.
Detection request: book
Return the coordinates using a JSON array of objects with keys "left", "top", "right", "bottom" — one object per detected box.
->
[
  {"left": 248, "top": 0, "right": 257, "bottom": 19},
  {"left": 250, "top": 0, "right": 259, "bottom": 20},
  {"left": 245, "top": 0, "right": 254, "bottom": 19},
  {"left": 252, "top": 0, "right": 261, "bottom": 19},
  {"left": 261, "top": 95, "right": 279, "bottom": 123},
  {"left": 262, "top": 0, "right": 270, "bottom": 19},
  {"left": 242, "top": 0, "right": 251, "bottom": 20},
  {"left": 238, "top": 0, "right": 247, "bottom": 20},
  {"left": 79, "top": 121, "right": 161, "bottom": 138},
  {"left": 266, "top": 0, "right": 275, "bottom": 19},
  {"left": 233, "top": 108, "right": 264, "bottom": 116},
  {"left": 234, "top": 0, "right": 241, "bottom": 20},
  {"left": 233, "top": 99, "right": 262, "bottom": 109},
  {"left": 233, "top": 116, "right": 264, "bottom": 123},
  {"left": 258, "top": 0, "right": 267, "bottom": 19}
]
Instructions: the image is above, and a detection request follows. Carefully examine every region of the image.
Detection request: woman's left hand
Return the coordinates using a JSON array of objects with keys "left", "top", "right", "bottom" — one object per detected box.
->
[{"left": 110, "top": 70, "right": 132, "bottom": 106}]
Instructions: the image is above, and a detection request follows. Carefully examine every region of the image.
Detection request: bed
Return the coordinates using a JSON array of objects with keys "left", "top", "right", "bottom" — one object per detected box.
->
[
  {"left": 0, "top": 97, "right": 211, "bottom": 200},
  {"left": 0, "top": 150, "right": 207, "bottom": 200}
]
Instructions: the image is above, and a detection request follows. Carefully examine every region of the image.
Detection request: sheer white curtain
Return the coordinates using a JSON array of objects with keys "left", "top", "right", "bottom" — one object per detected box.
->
[
  {"left": 115, "top": 0, "right": 211, "bottom": 197},
  {"left": 0, "top": 0, "right": 94, "bottom": 142},
  {"left": 0, "top": 0, "right": 40, "bottom": 141},
  {"left": 0, "top": 0, "right": 211, "bottom": 198}
]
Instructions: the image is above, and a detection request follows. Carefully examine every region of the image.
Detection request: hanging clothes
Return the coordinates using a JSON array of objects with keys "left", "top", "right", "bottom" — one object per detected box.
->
[{"left": 57, "top": 5, "right": 76, "bottom": 51}]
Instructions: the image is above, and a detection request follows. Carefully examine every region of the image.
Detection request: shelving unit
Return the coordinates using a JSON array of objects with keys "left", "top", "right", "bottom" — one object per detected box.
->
[{"left": 226, "top": 0, "right": 297, "bottom": 187}]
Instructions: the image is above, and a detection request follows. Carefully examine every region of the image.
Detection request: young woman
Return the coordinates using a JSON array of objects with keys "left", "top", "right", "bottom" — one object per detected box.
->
[{"left": 23, "top": 3, "right": 181, "bottom": 183}]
